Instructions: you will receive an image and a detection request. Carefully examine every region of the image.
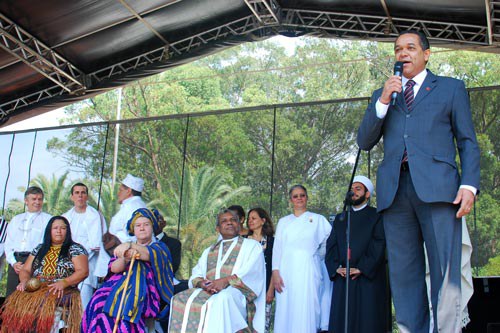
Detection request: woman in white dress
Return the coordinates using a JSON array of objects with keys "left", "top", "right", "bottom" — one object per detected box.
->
[{"left": 272, "top": 185, "right": 332, "bottom": 332}]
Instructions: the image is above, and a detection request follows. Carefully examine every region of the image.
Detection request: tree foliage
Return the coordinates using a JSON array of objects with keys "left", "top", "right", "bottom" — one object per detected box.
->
[
  {"left": 151, "top": 165, "right": 251, "bottom": 278},
  {"left": 14, "top": 37, "right": 500, "bottom": 276}
]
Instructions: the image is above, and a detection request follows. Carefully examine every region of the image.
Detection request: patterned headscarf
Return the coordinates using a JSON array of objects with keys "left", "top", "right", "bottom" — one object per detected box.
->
[{"left": 127, "top": 208, "right": 160, "bottom": 236}]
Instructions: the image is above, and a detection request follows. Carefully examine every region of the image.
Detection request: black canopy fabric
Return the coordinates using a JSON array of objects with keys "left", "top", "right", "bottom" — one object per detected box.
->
[{"left": 0, "top": 0, "right": 497, "bottom": 126}]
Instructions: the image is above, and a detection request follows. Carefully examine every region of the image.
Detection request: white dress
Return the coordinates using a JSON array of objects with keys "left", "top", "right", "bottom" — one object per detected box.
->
[{"left": 272, "top": 211, "right": 332, "bottom": 332}]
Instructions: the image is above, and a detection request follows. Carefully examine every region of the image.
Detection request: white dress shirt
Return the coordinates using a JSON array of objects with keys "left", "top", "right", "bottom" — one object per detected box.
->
[{"left": 4, "top": 211, "right": 52, "bottom": 266}]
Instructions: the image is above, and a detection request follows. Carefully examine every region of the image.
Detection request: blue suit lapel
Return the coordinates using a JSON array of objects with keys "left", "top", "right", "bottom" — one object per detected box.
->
[{"left": 413, "top": 70, "right": 438, "bottom": 110}]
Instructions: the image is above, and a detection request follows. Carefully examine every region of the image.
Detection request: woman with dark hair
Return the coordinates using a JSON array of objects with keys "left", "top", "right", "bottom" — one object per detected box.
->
[
  {"left": 0, "top": 216, "right": 89, "bottom": 333},
  {"left": 246, "top": 207, "right": 275, "bottom": 332},
  {"left": 81, "top": 208, "right": 174, "bottom": 333},
  {"left": 272, "top": 184, "right": 332, "bottom": 332}
]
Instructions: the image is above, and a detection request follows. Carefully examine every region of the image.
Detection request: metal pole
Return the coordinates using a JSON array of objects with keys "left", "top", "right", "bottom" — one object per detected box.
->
[
  {"left": 177, "top": 116, "right": 190, "bottom": 239},
  {"left": 112, "top": 87, "right": 122, "bottom": 188},
  {"left": 269, "top": 107, "right": 277, "bottom": 216}
]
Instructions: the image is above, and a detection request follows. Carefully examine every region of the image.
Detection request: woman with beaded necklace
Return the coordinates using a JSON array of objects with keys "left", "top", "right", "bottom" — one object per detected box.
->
[{"left": 0, "top": 215, "right": 88, "bottom": 333}]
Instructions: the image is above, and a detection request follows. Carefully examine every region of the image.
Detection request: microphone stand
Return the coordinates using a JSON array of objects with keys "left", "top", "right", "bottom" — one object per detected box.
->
[{"left": 342, "top": 148, "right": 362, "bottom": 333}]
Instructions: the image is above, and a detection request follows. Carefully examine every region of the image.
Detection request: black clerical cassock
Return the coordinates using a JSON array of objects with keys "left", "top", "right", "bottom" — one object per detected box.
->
[{"left": 325, "top": 205, "right": 388, "bottom": 333}]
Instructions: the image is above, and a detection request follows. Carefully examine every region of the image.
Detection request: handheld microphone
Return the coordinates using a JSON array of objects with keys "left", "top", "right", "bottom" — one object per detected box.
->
[{"left": 391, "top": 61, "right": 404, "bottom": 106}]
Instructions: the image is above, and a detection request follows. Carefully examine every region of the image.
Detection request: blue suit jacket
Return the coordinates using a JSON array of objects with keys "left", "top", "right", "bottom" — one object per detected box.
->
[{"left": 357, "top": 70, "right": 480, "bottom": 211}]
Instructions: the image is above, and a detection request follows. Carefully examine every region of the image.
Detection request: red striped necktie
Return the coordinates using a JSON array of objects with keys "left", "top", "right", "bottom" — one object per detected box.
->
[
  {"left": 404, "top": 79, "right": 416, "bottom": 110},
  {"left": 401, "top": 80, "right": 416, "bottom": 163}
]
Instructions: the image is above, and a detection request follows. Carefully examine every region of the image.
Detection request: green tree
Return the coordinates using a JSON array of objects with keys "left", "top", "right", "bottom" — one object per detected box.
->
[
  {"left": 28, "top": 172, "right": 72, "bottom": 215},
  {"left": 479, "top": 254, "right": 500, "bottom": 276},
  {"left": 149, "top": 166, "right": 251, "bottom": 279},
  {"left": 469, "top": 193, "right": 500, "bottom": 268},
  {"left": 39, "top": 36, "right": 500, "bottom": 275}
]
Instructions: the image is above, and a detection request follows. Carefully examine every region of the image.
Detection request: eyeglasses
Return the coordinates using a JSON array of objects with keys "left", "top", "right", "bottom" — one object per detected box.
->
[{"left": 292, "top": 194, "right": 307, "bottom": 199}]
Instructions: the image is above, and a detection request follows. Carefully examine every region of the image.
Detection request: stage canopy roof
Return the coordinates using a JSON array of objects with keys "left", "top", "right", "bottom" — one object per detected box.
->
[{"left": 1, "top": 0, "right": 499, "bottom": 127}]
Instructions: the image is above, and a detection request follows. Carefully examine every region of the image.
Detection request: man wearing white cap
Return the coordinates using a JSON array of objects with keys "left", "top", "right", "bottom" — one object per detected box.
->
[
  {"left": 109, "top": 174, "right": 147, "bottom": 243},
  {"left": 325, "top": 175, "right": 388, "bottom": 333},
  {"left": 96, "top": 174, "right": 147, "bottom": 278}
]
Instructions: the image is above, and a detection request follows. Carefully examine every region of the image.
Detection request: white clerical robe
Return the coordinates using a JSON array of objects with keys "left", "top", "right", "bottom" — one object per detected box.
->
[
  {"left": 4, "top": 211, "right": 52, "bottom": 266},
  {"left": 108, "top": 195, "right": 146, "bottom": 243},
  {"left": 172, "top": 237, "right": 266, "bottom": 333},
  {"left": 426, "top": 217, "right": 474, "bottom": 331},
  {"left": 63, "top": 205, "right": 106, "bottom": 308},
  {"left": 272, "top": 211, "right": 332, "bottom": 332}
]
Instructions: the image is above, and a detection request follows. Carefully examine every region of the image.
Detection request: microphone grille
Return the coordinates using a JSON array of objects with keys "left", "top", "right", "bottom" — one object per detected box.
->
[{"left": 394, "top": 61, "right": 404, "bottom": 72}]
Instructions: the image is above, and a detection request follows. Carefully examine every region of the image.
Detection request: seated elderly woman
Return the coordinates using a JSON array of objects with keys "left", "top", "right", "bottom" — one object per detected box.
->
[
  {"left": 82, "top": 208, "right": 174, "bottom": 333},
  {"left": 0, "top": 215, "right": 89, "bottom": 333}
]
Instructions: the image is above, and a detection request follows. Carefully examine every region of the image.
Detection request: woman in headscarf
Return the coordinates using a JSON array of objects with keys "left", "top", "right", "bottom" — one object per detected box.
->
[
  {"left": 81, "top": 208, "right": 174, "bottom": 333},
  {"left": 0, "top": 215, "right": 88, "bottom": 333}
]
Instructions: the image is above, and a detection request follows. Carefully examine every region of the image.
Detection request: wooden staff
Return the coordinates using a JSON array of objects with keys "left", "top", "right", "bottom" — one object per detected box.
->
[{"left": 112, "top": 252, "right": 140, "bottom": 333}]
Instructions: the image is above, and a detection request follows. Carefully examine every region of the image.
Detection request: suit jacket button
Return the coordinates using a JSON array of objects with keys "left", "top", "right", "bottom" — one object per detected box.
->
[
  {"left": 404, "top": 134, "right": 408, "bottom": 138},
  {"left": 406, "top": 114, "right": 410, "bottom": 118}
]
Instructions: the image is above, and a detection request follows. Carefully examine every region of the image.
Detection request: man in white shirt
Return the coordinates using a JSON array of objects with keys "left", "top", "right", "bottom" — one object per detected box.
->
[
  {"left": 63, "top": 182, "right": 106, "bottom": 308},
  {"left": 108, "top": 174, "right": 146, "bottom": 243},
  {"left": 4, "top": 186, "right": 52, "bottom": 296}
]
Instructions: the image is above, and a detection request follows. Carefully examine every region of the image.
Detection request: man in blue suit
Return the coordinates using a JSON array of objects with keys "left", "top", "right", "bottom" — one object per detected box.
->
[{"left": 357, "top": 30, "right": 480, "bottom": 333}]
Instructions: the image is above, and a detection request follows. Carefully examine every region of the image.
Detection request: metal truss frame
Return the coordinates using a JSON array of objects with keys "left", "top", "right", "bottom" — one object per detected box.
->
[
  {"left": 88, "top": 15, "right": 261, "bottom": 83},
  {"left": 491, "top": 0, "right": 500, "bottom": 41},
  {"left": 0, "top": 13, "right": 86, "bottom": 116},
  {"left": 282, "top": 9, "right": 490, "bottom": 45},
  {"left": 1, "top": 2, "right": 498, "bottom": 119},
  {"left": 244, "top": 0, "right": 280, "bottom": 25}
]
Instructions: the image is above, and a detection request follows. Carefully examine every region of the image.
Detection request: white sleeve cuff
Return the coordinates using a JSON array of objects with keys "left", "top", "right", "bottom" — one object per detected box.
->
[
  {"left": 460, "top": 185, "right": 477, "bottom": 196},
  {"left": 6, "top": 252, "right": 16, "bottom": 266},
  {"left": 375, "top": 98, "right": 389, "bottom": 119}
]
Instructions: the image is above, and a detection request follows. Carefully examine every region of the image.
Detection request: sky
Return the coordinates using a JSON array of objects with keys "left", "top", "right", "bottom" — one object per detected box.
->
[
  {"left": 0, "top": 108, "right": 68, "bottom": 133},
  {"left": 0, "top": 107, "right": 75, "bottom": 209},
  {"left": 0, "top": 128, "right": 77, "bottom": 208}
]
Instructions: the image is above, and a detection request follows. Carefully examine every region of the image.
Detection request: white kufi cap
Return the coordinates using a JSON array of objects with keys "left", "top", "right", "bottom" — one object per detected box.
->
[
  {"left": 353, "top": 175, "right": 374, "bottom": 194},
  {"left": 122, "top": 174, "right": 144, "bottom": 192}
]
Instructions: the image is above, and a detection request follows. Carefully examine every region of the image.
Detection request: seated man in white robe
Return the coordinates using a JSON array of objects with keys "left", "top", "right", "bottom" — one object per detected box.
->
[{"left": 169, "top": 209, "right": 266, "bottom": 333}]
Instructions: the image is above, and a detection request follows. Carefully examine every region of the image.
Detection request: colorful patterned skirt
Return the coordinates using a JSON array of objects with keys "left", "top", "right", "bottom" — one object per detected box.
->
[{"left": 0, "top": 282, "right": 82, "bottom": 333}]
